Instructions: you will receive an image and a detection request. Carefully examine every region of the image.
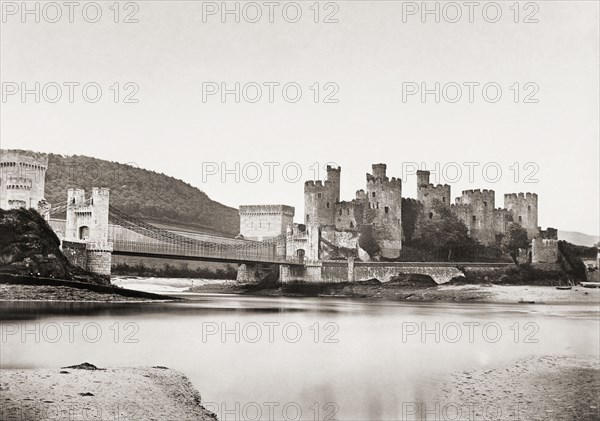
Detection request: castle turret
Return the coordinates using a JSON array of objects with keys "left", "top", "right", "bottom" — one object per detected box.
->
[
  {"left": 416, "top": 170, "right": 430, "bottom": 190},
  {"left": 65, "top": 188, "right": 110, "bottom": 242},
  {"left": 416, "top": 169, "right": 451, "bottom": 220},
  {"left": 63, "top": 187, "right": 112, "bottom": 276},
  {"left": 452, "top": 189, "right": 497, "bottom": 244},
  {"left": 365, "top": 164, "right": 402, "bottom": 258},
  {"left": 0, "top": 150, "right": 48, "bottom": 209},
  {"left": 371, "top": 163, "right": 387, "bottom": 181},
  {"left": 504, "top": 192, "right": 539, "bottom": 238},
  {"left": 304, "top": 165, "right": 341, "bottom": 226}
]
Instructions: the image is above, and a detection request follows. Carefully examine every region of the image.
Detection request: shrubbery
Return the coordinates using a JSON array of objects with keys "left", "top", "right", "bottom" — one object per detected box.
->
[{"left": 112, "top": 262, "right": 237, "bottom": 279}]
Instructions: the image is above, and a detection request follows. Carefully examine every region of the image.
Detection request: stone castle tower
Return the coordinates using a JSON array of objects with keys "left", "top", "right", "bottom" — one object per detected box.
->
[
  {"left": 304, "top": 165, "right": 341, "bottom": 226},
  {"left": 0, "top": 150, "right": 48, "bottom": 210},
  {"left": 416, "top": 170, "right": 451, "bottom": 216},
  {"left": 363, "top": 164, "right": 402, "bottom": 257},
  {"left": 504, "top": 193, "right": 539, "bottom": 238},
  {"left": 302, "top": 163, "right": 403, "bottom": 258},
  {"left": 65, "top": 188, "right": 110, "bottom": 242},
  {"left": 64, "top": 188, "right": 113, "bottom": 276}
]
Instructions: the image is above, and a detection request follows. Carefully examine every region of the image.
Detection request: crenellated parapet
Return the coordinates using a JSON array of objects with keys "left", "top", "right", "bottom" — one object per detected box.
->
[
  {"left": 456, "top": 189, "right": 496, "bottom": 206},
  {"left": 240, "top": 204, "right": 295, "bottom": 217}
]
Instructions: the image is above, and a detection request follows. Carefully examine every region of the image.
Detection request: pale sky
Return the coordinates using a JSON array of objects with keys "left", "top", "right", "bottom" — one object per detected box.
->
[{"left": 1, "top": 1, "right": 599, "bottom": 235}]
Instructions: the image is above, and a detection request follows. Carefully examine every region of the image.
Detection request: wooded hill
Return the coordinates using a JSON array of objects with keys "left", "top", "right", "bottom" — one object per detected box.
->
[{"left": 42, "top": 152, "right": 240, "bottom": 236}]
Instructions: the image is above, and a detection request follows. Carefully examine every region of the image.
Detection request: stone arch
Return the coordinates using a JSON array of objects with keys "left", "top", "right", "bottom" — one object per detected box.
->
[{"left": 79, "top": 226, "right": 90, "bottom": 240}]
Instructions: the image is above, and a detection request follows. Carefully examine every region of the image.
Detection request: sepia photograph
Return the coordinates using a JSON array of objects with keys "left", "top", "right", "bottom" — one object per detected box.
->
[{"left": 0, "top": 1, "right": 599, "bottom": 420}]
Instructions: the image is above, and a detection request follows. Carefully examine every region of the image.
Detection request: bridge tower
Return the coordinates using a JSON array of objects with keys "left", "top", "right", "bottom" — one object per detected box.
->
[{"left": 63, "top": 187, "right": 113, "bottom": 276}]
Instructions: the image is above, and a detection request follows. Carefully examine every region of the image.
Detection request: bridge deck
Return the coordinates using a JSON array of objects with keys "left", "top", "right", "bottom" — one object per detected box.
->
[{"left": 112, "top": 240, "right": 303, "bottom": 266}]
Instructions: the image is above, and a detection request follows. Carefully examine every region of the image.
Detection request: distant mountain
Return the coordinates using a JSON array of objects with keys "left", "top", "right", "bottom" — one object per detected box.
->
[
  {"left": 43, "top": 153, "right": 240, "bottom": 236},
  {"left": 558, "top": 230, "right": 599, "bottom": 247}
]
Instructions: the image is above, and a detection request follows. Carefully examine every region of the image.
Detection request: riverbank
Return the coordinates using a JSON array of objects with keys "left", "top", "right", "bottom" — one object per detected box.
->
[
  {"left": 436, "top": 355, "right": 600, "bottom": 421},
  {"left": 188, "top": 281, "right": 600, "bottom": 304},
  {"left": 0, "top": 275, "right": 179, "bottom": 302},
  {"left": 0, "top": 284, "right": 165, "bottom": 302},
  {"left": 0, "top": 364, "right": 216, "bottom": 420}
]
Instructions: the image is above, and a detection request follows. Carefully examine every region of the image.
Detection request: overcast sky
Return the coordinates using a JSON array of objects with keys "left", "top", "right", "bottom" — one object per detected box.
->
[{"left": 1, "top": 1, "right": 598, "bottom": 235}]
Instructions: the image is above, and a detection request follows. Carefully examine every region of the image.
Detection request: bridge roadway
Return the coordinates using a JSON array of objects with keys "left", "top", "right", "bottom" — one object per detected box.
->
[{"left": 111, "top": 239, "right": 304, "bottom": 266}]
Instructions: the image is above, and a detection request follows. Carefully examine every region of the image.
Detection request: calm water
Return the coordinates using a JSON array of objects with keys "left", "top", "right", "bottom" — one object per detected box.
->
[{"left": 1, "top": 292, "right": 598, "bottom": 420}]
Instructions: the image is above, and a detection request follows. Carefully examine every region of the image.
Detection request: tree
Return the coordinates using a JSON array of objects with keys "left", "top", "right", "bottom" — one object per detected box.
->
[
  {"left": 401, "top": 198, "right": 423, "bottom": 243},
  {"left": 501, "top": 223, "right": 530, "bottom": 266},
  {"left": 359, "top": 224, "right": 381, "bottom": 259},
  {"left": 416, "top": 201, "right": 470, "bottom": 261}
]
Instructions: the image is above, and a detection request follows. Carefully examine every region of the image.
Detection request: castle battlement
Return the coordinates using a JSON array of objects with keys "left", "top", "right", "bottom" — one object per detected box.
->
[
  {"left": 239, "top": 204, "right": 295, "bottom": 216},
  {"left": 456, "top": 189, "right": 495, "bottom": 205},
  {"left": 461, "top": 188, "right": 494, "bottom": 195},
  {"left": 505, "top": 192, "right": 538, "bottom": 200},
  {"left": 91, "top": 187, "right": 110, "bottom": 197},
  {"left": 366, "top": 176, "right": 402, "bottom": 187},
  {"left": 0, "top": 150, "right": 48, "bottom": 170},
  {"left": 419, "top": 183, "right": 451, "bottom": 193}
]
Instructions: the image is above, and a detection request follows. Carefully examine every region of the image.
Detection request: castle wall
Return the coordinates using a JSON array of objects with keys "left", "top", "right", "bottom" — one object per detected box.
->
[
  {"left": 62, "top": 240, "right": 88, "bottom": 269},
  {"left": 334, "top": 200, "right": 363, "bottom": 230},
  {"left": 0, "top": 150, "right": 48, "bottom": 209},
  {"left": 239, "top": 204, "right": 294, "bottom": 240},
  {"left": 532, "top": 238, "right": 559, "bottom": 263}
]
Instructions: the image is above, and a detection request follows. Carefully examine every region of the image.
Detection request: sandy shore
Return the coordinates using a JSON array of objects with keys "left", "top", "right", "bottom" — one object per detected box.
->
[
  {"left": 419, "top": 284, "right": 600, "bottom": 304},
  {"left": 436, "top": 355, "right": 600, "bottom": 421},
  {"left": 0, "top": 365, "right": 216, "bottom": 421},
  {"left": 187, "top": 282, "right": 600, "bottom": 304}
]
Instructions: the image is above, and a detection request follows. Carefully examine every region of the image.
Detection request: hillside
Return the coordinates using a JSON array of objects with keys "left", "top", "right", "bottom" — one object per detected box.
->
[
  {"left": 43, "top": 153, "right": 239, "bottom": 236},
  {"left": 558, "top": 230, "right": 599, "bottom": 247}
]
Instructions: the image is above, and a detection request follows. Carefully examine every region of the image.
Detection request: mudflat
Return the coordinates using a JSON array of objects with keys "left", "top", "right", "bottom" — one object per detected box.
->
[{"left": 0, "top": 365, "right": 216, "bottom": 421}]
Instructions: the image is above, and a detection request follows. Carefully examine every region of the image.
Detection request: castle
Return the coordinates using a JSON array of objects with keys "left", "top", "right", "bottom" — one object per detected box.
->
[
  {"left": 0, "top": 150, "right": 48, "bottom": 210},
  {"left": 416, "top": 170, "right": 540, "bottom": 244},
  {"left": 241, "top": 163, "right": 550, "bottom": 262}
]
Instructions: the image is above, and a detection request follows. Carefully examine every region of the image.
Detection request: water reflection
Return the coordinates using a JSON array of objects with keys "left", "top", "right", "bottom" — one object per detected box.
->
[{"left": 1, "top": 297, "right": 598, "bottom": 420}]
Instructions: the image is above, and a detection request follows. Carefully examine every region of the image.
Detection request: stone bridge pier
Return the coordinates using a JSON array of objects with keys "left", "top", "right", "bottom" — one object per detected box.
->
[{"left": 237, "top": 263, "right": 279, "bottom": 285}]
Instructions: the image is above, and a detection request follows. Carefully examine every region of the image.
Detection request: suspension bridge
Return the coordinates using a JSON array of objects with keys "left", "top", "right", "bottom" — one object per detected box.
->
[{"left": 47, "top": 200, "right": 302, "bottom": 266}]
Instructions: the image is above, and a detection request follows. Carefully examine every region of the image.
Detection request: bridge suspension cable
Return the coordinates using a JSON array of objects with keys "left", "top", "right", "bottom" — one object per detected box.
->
[{"left": 107, "top": 205, "right": 291, "bottom": 264}]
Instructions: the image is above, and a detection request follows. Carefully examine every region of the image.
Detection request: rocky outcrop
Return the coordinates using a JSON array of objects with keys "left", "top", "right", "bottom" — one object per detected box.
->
[{"left": 0, "top": 208, "right": 109, "bottom": 284}]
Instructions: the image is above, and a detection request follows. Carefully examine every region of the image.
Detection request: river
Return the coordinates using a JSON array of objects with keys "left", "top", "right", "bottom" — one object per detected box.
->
[{"left": 1, "top": 285, "right": 598, "bottom": 420}]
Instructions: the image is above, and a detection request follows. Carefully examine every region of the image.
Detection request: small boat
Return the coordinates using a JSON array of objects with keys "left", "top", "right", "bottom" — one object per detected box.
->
[
  {"left": 581, "top": 282, "right": 600, "bottom": 289},
  {"left": 556, "top": 286, "right": 572, "bottom": 290},
  {"left": 518, "top": 298, "right": 535, "bottom": 304}
]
